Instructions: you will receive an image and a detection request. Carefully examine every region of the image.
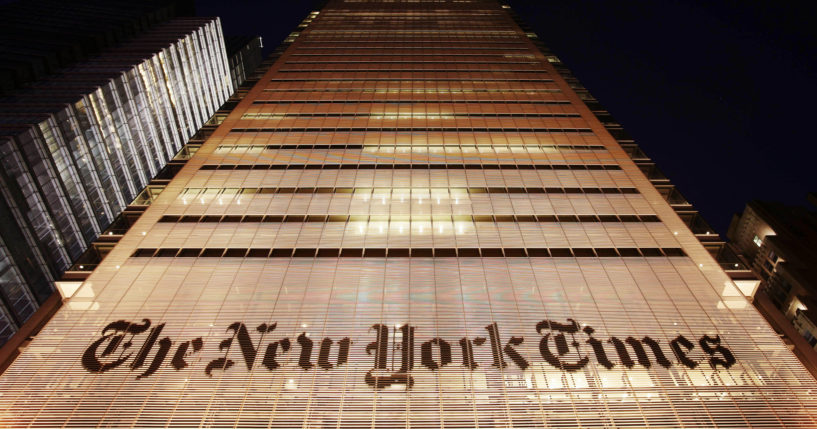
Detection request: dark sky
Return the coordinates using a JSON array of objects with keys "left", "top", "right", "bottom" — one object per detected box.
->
[
  {"left": 507, "top": 0, "right": 817, "bottom": 235},
  {"left": 195, "top": 1, "right": 322, "bottom": 56},
  {"left": 196, "top": 0, "right": 817, "bottom": 235}
]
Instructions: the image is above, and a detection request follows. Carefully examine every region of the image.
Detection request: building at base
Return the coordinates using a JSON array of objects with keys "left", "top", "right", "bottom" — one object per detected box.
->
[{"left": 728, "top": 197, "right": 817, "bottom": 378}]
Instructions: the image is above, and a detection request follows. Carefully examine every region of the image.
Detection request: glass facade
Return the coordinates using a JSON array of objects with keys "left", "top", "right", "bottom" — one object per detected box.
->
[
  {"left": 0, "top": 18, "right": 232, "bottom": 345},
  {"left": 226, "top": 35, "right": 265, "bottom": 90},
  {"left": 1, "top": 1, "right": 816, "bottom": 427}
]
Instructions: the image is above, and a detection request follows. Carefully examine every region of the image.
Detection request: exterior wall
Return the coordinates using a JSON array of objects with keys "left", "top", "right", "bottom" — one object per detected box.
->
[
  {"left": 794, "top": 311, "right": 817, "bottom": 350},
  {"left": 728, "top": 201, "right": 817, "bottom": 376},
  {"left": 1, "top": 1, "right": 816, "bottom": 427},
  {"left": 226, "top": 36, "right": 264, "bottom": 89},
  {"left": 729, "top": 204, "right": 773, "bottom": 264},
  {"left": 0, "top": 18, "right": 232, "bottom": 346}
]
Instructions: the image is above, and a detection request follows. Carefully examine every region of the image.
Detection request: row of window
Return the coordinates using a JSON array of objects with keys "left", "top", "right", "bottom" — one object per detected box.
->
[
  {"left": 179, "top": 186, "right": 638, "bottom": 195},
  {"left": 301, "top": 36, "right": 524, "bottom": 42},
  {"left": 199, "top": 163, "right": 621, "bottom": 171},
  {"left": 278, "top": 69, "right": 549, "bottom": 74},
  {"left": 309, "top": 28, "right": 519, "bottom": 36},
  {"left": 269, "top": 78, "right": 553, "bottom": 82},
  {"left": 357, "top": 145, "right": 605, "bottom": 154},
  {"left": 296, "top": 45, "right": 531, "bottom": 50},
  {"left": 317, "top": 17, "right": 504, "bottom": 21},
  {"left": 284, "top": 61, "right": 539, "bottom": 65},
  {"left": 229, "top": 121, "right": 586, "bottom": 132},
  {"left": 242, "top": 106, "right": 572, "bottom": 115},
  {"left": 261, "top": 90, "right": 562, "bottom": 96},
  {"left": 311, "top": 24, "right": 511, "bottom": 28},
  {"left": 299, "top": 38, "right": 527, "bottom": 43},
  {"left": 132, "top": 246, "right": 686, "bottom": 258},
  {"left": 313, "top": 17, "right": 506, "bottom": 22},
  {"left": 230, "top": 127, "right": 593, "bottom": 133},
  {"left": 307, "top": 30, "right": 519, "bottom": 35},
  {"left": 214, "top": 144, "right": 605, "bottom": 151},
  {"left": 216, "top": 131, "right": 600, "bottom": 145},
  {"left": 157, "top": 213, "right": 661, "bottom": 224},
  {"left": 300, "top": 37, "right": 525, "bottom": 41},
  {"left": 181, "top": 186, "right": 639, "bottom": 198},
  {"left": 289, "top": 53, "right": 537, "bottom": 57},
  {"left": 317, "top": 12, "right": 506, "bottom": 17},
  {"left": 239, "top": 113, "right": 580, "bottom": 119},
  {"left": 253, "top": 99, "right": 568, "bottom": 103},
  {"left": 241, "top": 112, "right": 581, "bottom": 120}
]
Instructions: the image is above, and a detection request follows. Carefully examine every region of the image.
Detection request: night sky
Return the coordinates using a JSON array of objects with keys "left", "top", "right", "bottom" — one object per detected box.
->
[{"left": 196, "top": 0, "right": 817, "bottom": 235}]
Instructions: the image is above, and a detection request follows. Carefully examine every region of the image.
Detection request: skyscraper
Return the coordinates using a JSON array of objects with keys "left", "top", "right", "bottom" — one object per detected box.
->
[
  {"left": 0, "top": 0, "right": 195, "bottom": 96},
  {"left": 0, "top": 17, "right": 232, "bottom": 347},
  {"left": 1, "top": 0, "right": 816, "bottom": 427}
]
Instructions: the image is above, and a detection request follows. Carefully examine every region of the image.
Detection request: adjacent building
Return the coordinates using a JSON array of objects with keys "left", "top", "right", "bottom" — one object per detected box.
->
[
  {"left": 728, "top": 197, "right": 817, "bottom": 377},
  {"left": 0, "top": 17, "right": 233, "bottom": 348},
  {"left": 1, "top": 0, "right": 816, "bottom": 427},
  {"left": 0, "top": 0, "right": 195, "bottom": 95},
  {"left": 225, "top": 36, "right": 264, "bottom": 90}
]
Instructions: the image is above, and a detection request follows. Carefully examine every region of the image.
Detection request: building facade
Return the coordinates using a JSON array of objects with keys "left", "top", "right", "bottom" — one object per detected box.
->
[
  {"left": 225, "top": 35, "right": 264, "bottom": 90},
  {"left": 0, "top": 0, "right": 195, "bottom": 96},
  {"left": 0, "top": 17, "right": 232, "bottom": 347},
  {"left": 728, "top": 198, "right": 817, "bottom": 377},
  {"left": 1, "top": 0, "right": 816, "bottom": 427}
]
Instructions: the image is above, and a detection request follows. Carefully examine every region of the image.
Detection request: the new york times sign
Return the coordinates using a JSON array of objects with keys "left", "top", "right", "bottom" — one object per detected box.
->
[{"left": 82, "top": 319, "right": 736, "bottom": 388}]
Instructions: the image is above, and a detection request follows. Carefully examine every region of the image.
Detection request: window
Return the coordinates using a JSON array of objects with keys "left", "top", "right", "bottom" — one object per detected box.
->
[{"left": 753, "top": 235, "right": 763, "bottom": 247}]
